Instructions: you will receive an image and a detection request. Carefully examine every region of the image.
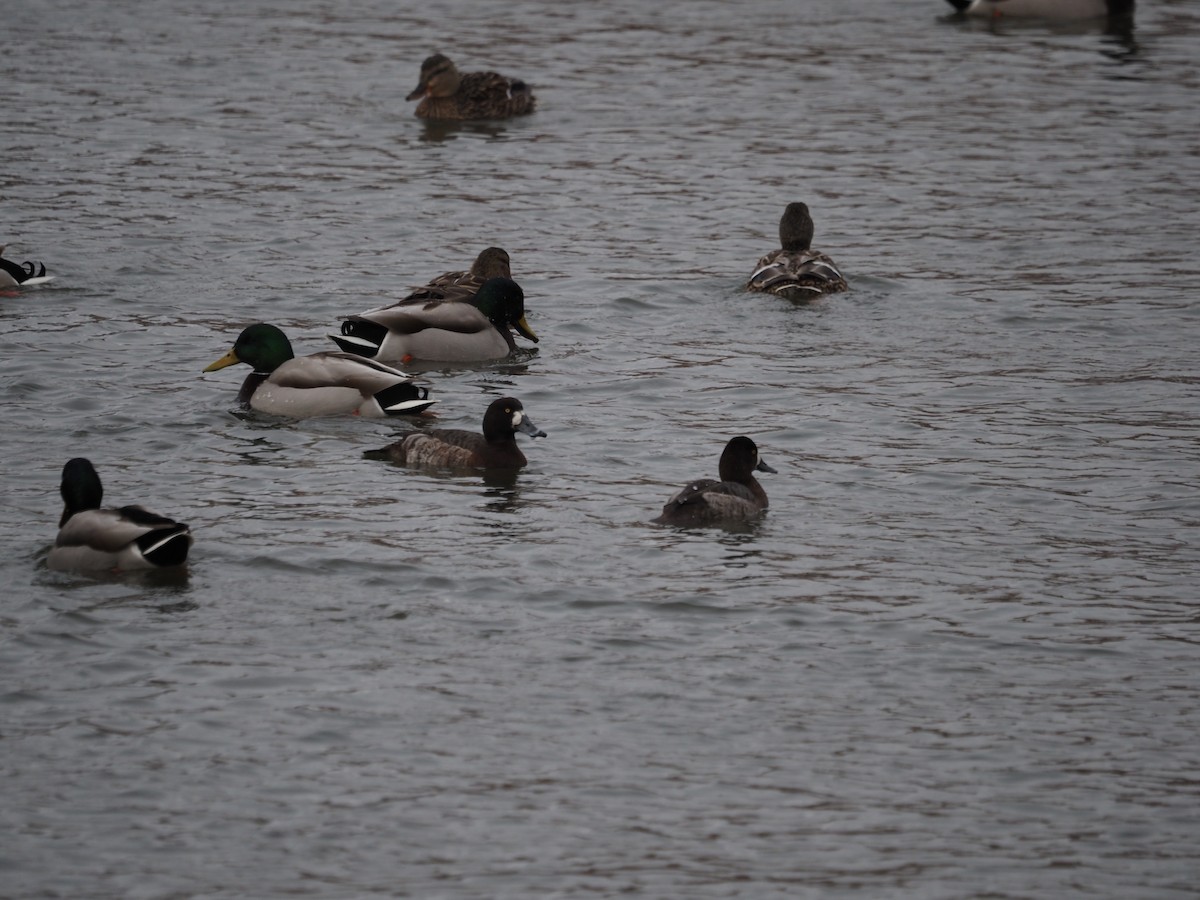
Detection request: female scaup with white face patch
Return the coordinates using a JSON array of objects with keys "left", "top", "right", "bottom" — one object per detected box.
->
[
  {"left": 653, "top": 436, "right": 777, "bottom": 526},
  {"left": 366, "top": 396, "right": 545, "bottom": 471}
]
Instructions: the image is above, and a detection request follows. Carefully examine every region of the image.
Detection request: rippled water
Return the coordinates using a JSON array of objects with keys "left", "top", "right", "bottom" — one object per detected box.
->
[{"left": 3, "top": 0, "right": 1199, "bottom": 896}]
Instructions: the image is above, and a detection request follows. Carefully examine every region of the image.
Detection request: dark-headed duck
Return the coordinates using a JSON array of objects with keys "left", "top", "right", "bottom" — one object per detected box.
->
[
  {"left": 366, "top": 396, "right": 545, "bottom": 470},
  {"left": 747, "top": 202, "right": 847, "bottom": 300},
  {"left": 203, "top": 323, "right": 435, "bottom": 418},
  {"left": 331, "top": 277, "right": 538, "bottom": 364},
  {"left": 48, "top": 458, "right": 192, "bottom": 572},
  {"left": 653, "top": 436, "right": 776, "bottom": 526}
]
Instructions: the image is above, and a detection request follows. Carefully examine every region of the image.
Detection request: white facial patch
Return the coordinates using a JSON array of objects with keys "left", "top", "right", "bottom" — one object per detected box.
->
[{"left": 511, "top": 410, "right": 524, "bottom": 428}]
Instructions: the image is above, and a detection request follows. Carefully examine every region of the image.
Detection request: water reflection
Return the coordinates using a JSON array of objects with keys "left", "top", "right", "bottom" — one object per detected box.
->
[
  {"left": 941, "top": 6, "right": 1141, "bottom": 67},
  {"left": 417, "top": 118, "right": 511, "bottom": 145}
]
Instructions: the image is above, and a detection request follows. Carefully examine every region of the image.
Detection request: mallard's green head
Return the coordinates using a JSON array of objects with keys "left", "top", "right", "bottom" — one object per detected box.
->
[
  {"left": 60, "top": 457, "right": 104, "bottom": 526},
  {"left": 472, "top": 277, "right": 538, "bottom": 343},
  {"left": 779, "top": 202, "right": 815, "bottom": 253},
  {"left": 204, "top": 323, "right": 296, "bottom": 374}
]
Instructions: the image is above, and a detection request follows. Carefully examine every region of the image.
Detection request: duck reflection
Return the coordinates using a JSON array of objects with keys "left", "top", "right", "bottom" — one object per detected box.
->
[{"left": 417, "top": 118, "right": 510, "bottom": 145}]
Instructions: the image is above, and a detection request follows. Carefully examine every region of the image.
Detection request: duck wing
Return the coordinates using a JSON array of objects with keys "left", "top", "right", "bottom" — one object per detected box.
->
[
  {"left": 347, "top": 301, "right": 494, "bottom": 336},
  {"left": 270, "top": 353, "right": 416, "bottom": 392},
  {"left": 54, "top": 507, "right": 192, "bottom": 568}
]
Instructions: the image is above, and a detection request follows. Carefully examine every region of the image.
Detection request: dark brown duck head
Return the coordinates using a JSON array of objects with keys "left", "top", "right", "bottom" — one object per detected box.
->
[
  {"left": 406, "top": 53, "right": 461, "bottom": 100},
  {"left": 778, "top": 202, "right": 815, "bottom": 253}
]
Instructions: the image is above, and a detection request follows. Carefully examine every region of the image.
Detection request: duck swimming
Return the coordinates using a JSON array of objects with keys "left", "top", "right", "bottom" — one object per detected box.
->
[
  {"left": 366, "top": 396, "right": 545, "bottom": 470},
  {"left": 48, "top": 458, "right": 192, "bottom": 572},
  {"left": 0, "top": 245, "right": 52, "bottom": 287},
  {"left": 204, "top": 323, "right": 435, "bottom": 418},
  {"left": 331, "top": 276, "right": 538, "bottom": 364},
  {"left": 653, "top": 436, "right": 776, "bottom": 527},
  {"left": 406, "top": 53, "right": 536, "bottom": 120},
  {"left": 402, "top": 247, "right": 512, "bottom": 304},
  {"left": 747, "top": 202, "right": 848, "bottom": 300}
]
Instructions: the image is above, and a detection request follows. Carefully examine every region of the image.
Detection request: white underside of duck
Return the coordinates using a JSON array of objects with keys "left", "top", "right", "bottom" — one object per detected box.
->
[
  {"left": 245, "top": 380, "right": 433, "bottom": 417},
  {"left": 0, "top": 271, "right": 54, "bottom": 288},
  {"left": 49, "top": 508, "right": 191, "bottom": 572}
]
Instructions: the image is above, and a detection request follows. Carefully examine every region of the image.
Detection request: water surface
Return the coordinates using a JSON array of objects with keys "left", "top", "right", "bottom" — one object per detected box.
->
[{"left": 3, "top": 1, "right": 1199, "bottom": 896}]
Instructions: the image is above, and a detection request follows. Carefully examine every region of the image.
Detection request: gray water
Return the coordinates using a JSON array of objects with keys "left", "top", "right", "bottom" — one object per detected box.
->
[{"left": 3, "top": 0, "right": 1199, "bottom": 897}]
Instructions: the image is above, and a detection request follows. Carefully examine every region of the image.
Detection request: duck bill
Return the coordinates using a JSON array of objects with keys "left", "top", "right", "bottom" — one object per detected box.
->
[
  {"left": 517, "top": 416, "right": 546, "bottom": 439},
  {"left": 514, "top": 315, "right": 539, "bottom": 343},
  {"left": 405, "top": 82, "right": 428, "bottom": 101},
  {"left": 756, "top": 458, "right": 778, "bottom": 474},
  {"left": 203, "top": 349, "right": 241, "bottom": 372}
]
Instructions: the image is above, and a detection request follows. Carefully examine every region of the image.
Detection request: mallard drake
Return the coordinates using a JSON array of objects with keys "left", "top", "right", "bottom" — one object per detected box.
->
[
  {"left": 653, "top": 436, "right": 777, "bottom": 527},
  {"left": 204, "top": 323, "right": 436, "bottom": 417},
  {"left": 0, "top": 245, "right": 52, "bottom": 287},
  {"left": 366, "top": 396, "right": 545, "bottom": 470},
  {"left": 330, "top": 276, "right": 539, "bottom": 364},
  {"left": 48, "top": 458, "right": 192, "bottom": 572},
  {"left": 945, "top": 0, "right": 1132, "bottom": 16},
  {"left": 747, "top": 202, "right": 848, "bottom": 300},
  {"left": 406, "top": 53, "right": 536, "bottom": 120},
  {"left": 402, "top": 247, "right": 512, "bottom": 304}
]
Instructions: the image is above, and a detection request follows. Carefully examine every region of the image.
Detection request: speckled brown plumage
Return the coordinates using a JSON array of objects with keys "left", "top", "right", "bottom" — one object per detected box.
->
[
  {"left": 747, "top": 202, "right": 848, "bottom": 300},
  {"left": 406, "top": 54, "right": 536, "bottom": 120},
  {"left": 402, "top": 247, "right": 512, "bottom": 304}
]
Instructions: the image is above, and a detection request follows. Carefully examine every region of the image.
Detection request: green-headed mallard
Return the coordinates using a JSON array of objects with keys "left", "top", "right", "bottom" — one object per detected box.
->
[
  {"left": 0, "top": 245, "right": 52, "bottom": 288},
  {"left": 48, "top": 458, "right": 192, "bottom": 572},
  {"left": 366, "top": 397, "right": 545, "bottom": 470},
  {"left": 653, "top": 436, "right": 777, "bottom": 527},
  {"left": 330, "top": 276, "right": 538, "bottom": 365},
  {"left": 945, "top": 0, "right": 1132, "bottom": 16},
  {"left": 406, "top": 53, "right": 536, "bottom": 120},
  {"left": 748, "top": 202, "right": 848, "bottom": 300},
  {"left": 402, "top": 246, "right": 512, "bottom": 304},
  {"left": 204, "top": 323, "right": 435, "bottom": 417}
]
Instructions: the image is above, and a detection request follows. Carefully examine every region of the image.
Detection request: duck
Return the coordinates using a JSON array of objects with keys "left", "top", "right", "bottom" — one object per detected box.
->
[
  {"left": 406, "top": 53, "right": 536, "bottom": 120},
  {"left": 203, "top": 323, "right": 436, "bottom": 417},
  {"left": 945, "top": 0, "right": 1132, "bottom": 16},
  {"left": 747, "top": 202, "right": 848, "bottom": 300},
  {"left": 365, "top": 396, "right": 546, "bottom": 470},
  {"left": 0, "top": 245, "right": 52, "bottom": 287},
  {"left": 330, "top": 276, "right": 539, "bottom": 364},
  {"left": 48, "top": 458, "right": 192, "bottom": 572},
  {"left": 653, "top": 436, "right": 777, "bottom": 527},
  {"left": 402, "top": 246, "right": 512, "bottom": 304}
]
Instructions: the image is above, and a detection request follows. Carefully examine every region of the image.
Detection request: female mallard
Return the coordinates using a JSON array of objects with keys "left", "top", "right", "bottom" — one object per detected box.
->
[
  {"left": 402, "top": 247, "right": 512, "bottom": 304},
  {"left": 0, "top": 245, "right": 52, "bottom": 287},
  {"left": 406, "top": 53, "right": 536, "bottom": 120},
  {"left": 653, "top": 436, "right": 777, "bottom": 527},
  {"left": 747, "top": 202, "right": 848, "bottom": 300},
  {"left": 331, "top": 276, "right": 539, "bottom": 364},
  {"left": 366, "top": 397, "right": 545, "bottom": 470},
  {"left": 945, "top": 0, "right": 1132, "bottom": 16},
  {"left": 48, "top": 458, "right": 192, "bottom": 572},
  {"left": 204, "top": 323, "right": 436, "bottom": 418}
]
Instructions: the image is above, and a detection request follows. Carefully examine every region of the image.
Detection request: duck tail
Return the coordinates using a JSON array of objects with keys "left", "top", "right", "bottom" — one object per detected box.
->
[
  {"left": 374, "top": 382, "right": 436, "bottom": 416},
  {"left": 330, "top": 318, "right": 388, "bottom": 357},
  {"left": 136, "top": 523, "right": 192, "bottom": 567}
]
